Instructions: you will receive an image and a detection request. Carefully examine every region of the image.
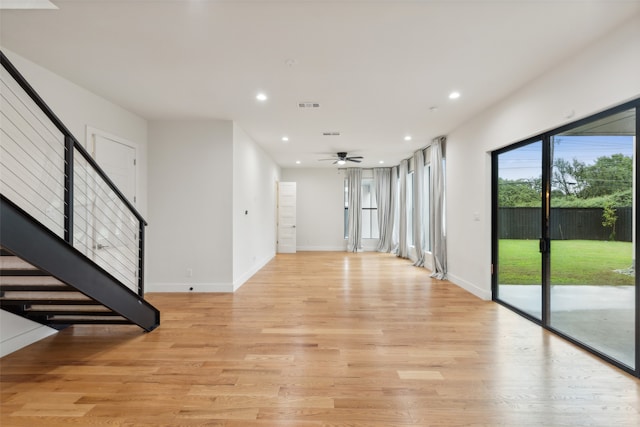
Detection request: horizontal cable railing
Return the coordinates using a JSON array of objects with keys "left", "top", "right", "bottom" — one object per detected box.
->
[
  {"left": 1, "top": 65, "right": 65, "bottom": 237},
  {"left": 73, "top": 149, "right": 139, "bottom": 291},
  {"left": 0, "top": 51, "right": 147, "bottom": 296}
]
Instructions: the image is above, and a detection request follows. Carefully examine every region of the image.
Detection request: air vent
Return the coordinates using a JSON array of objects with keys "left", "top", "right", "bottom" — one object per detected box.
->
[
  {"left": 322, "top": 132, "right": 341, "bottom": 136},
  {"left": 298, "top": 102, "right": 320, "bottom": 108}
]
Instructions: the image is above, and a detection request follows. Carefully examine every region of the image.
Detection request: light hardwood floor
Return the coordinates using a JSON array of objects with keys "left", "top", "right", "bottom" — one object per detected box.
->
[{"left": 1, "top": 252, "right": 639, "bottom": 426}]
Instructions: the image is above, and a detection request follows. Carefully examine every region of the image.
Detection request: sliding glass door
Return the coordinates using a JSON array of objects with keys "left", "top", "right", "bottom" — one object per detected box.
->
[
  {"left": 495, "top": 140, "right": 543, "bottom": 320},
  {"left": 549, "top": 108, "right": 636, "bottom": 368},
  {"left": 493, "top": 100, "right": 638, "bottom": 375}
]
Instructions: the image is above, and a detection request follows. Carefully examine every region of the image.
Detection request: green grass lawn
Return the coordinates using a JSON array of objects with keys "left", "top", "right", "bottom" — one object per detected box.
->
[{"left": 498, "top": 239, "right": 635, "bottom": 286}]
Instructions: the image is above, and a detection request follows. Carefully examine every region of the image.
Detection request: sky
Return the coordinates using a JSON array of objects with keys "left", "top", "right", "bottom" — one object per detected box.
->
[{"left": 498, "top": 135, "right": 635, "bottom": 181}]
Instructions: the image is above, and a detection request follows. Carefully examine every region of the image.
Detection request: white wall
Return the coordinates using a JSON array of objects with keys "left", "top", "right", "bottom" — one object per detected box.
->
[
  {"left": 2, "top": 48, "right": 149, "bottom": 217},
  {"left": 281, "top": 168, "right": 347, "bottom": 251},
  {"left": 147, "top": 120, "right": 234, "bottom": 292},
  {"left": 445, "top": 15, "right": 640, "bottom": 300},
  {"left": 232, "top": 123, "right": 280, "bottom": 289},
  {"left": 1, "top": 49, "right": 149, "bottom": 356}
]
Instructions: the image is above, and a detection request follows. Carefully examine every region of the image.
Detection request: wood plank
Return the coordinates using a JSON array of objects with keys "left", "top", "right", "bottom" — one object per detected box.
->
[{"left": 1, "top": 252, "right": 639, "bottom": 426}]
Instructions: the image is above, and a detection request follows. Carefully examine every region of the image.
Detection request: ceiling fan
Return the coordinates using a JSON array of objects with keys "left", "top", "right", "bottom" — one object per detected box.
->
[{"left": 318, "top": 152, "right": 363, "bottom": 165}]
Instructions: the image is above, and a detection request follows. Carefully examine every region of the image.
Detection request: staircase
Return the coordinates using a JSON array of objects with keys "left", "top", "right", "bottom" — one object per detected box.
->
[
  {"left": 0, "top": 51, "right": 159, "bottom": 332},
  {"left": 0, "top": 196, "right": 159, "bottom": 331},
  {"left": 1, "top": 250, "right": 132, "bottom": 329}
]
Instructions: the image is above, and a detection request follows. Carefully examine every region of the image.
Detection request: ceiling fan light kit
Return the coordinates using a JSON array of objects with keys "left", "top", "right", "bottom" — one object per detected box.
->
[{"left": 318, "top": 152, "right": 364, "bottom": 165}]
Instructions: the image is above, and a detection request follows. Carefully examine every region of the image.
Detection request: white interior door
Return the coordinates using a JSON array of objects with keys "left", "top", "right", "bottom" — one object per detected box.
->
[
  {"left": 88, "top": 130, "right": 139, "bottom": 290},
  {"left": 92, "top": 133, "right": 136, "bottom": 205},
  {"left": 278, "top": 182, "right": 296, "bottom": 253}
]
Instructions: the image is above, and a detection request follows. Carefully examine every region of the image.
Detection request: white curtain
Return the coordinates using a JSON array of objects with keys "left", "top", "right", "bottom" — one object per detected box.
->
[
  {"left": 374, "top": 168, "right": 393, "bottom": 252},
  {"left": 397, "top": 160, "right": 409, "bottom": 259},
  {"left": 390, "top": 166, "right": 399, "bottom": 254},
  {"left": 346, "top": 168, "right": 362, "bottom": 252},
  {"left": 429, "top": 136, "right": 447, "bottom": 279},
  {"left": 412, "top": 149, "right": 425, "bottom": 267}
]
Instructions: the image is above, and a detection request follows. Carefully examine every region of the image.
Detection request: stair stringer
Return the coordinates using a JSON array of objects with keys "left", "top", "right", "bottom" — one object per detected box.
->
[{"left": 0, "top": 195, "right": 160, "bottom": 332}]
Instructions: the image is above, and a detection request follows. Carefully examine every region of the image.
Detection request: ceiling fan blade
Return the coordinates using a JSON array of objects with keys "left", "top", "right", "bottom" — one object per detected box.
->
[
  {"left": 347, "top": 156, "right": 363, "bottom": 160},
  {"left": 318, "top": 158, "right": 336, "bottom": 161},
  {"left": 347, "top": 159, "right": 362, "bottom": 163}
]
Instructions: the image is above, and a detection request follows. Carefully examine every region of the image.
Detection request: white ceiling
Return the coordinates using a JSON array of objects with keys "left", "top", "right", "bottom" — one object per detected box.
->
[{"left": 1, "top": 0, "right": 638, "bottom": 168}]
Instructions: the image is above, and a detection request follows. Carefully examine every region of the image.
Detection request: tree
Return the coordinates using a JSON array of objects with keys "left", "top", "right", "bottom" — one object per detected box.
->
[
  {"left": 574, "top": 154, "right": 632, "bottom": 198},
  {"left": 601, "top": 202, "right": 617, "bottom": 241},
  {"left": 498, "top": 177, "right": 540, "bottom": 207},
  {"left": 552, "top": 157, "right": 579, "bottom": 195}
]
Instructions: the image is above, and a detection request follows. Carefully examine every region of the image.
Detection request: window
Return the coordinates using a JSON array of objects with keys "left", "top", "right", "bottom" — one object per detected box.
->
[
  {"left": 344, "top": 176, "right": 379, "bottom": 239},
  {"left": 344, "top": 179, "right": 348, "bottom": 239},
  {"left": 361, "top": 178, "right": 379, "bottom": 239}
]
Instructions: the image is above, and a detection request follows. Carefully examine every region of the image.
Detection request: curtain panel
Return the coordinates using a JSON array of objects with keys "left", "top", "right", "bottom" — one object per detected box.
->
[
  {"left": 412, "top": 149, "right": 426, "bottom": 267},
  {"left": 397, "top": 160, "right": 409, "bottom": 259},
  {"left": 429, "top": 136, "right": 447, "bottom": 279},
  {"left": 374, "top": 168, "right": 393, "bottom": 252},
  {"left": 390, "top": 166, "right": 399, "bottom": 254},
  {"left": 346, "top": 168, "right": 362, "bottom": 252}
]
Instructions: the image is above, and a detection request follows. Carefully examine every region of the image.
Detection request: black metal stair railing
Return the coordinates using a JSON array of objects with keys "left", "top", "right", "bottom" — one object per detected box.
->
[{"left": 0, "top": 50, "right": 159, "bottom": 331}]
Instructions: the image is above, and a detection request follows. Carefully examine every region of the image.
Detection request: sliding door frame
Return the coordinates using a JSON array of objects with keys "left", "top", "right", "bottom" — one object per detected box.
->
[{"left": 492, "top": 98, "right": 640, "bottom": 377}]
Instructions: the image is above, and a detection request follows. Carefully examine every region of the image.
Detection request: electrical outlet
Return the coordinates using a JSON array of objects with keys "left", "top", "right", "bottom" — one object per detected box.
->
[{"left": 187, "top": 268, "right": 193, "bottom": 277}]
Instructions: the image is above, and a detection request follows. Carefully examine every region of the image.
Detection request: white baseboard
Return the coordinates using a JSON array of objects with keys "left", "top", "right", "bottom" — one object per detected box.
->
[
  {"left": 148, "top": 254, "right": 275, "bottom": 293},
  {"left": 296, "top": 246, "right": 346, "bottom": 251},
  {"left": 446, "top": 273, "right": 491, "bottom": 300},
  {"left": 0, "top": 324, "right": 57, "bottom": 358},
  {"left": 233, "top": 253, "right": 274, "bottom": 291},
  {"left": 147, "top": 282, "right": 234, "bottom": 293}
]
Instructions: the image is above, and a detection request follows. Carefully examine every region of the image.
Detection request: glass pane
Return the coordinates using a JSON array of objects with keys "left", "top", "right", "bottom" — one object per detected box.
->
[
  {"left": 362, "top": 209, "right": 371, "bottom": 239},
  {"left": 362, "top": 179, "right": 373, "bottom": 208},
  {"left": 496, "top": 140, "right": 543, "bottom": 319},
  {"left": 344, "top": 179, "right": 348, "bottom": 238},
  {"left": 549, "top": 108, "right": 636, "bottom": 368}
]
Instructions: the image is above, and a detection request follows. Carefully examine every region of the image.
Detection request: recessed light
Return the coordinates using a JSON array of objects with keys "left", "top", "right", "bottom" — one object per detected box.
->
[
  {"left": 256, "top": 93, "right": 268, "bottom": 101},
  {"left": 379, "top": 160, "right": 384, "bottom": 164},
  {"left": 282, "top": 136, "right": 289, "bottom": 142},
  {"left": 404, "top": 136, "right": 412, "bottom": 141},
  {"left": 449, "top": 91, "right": 461, "bottom": 100},
  {"left": 295, "top": 160, "right": 301, "bottom": 164}
]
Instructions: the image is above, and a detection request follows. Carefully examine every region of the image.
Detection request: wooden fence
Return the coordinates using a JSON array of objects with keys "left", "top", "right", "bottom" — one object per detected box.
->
[{"left": 498, "top": 207, "right": 633, "bottom": 241}]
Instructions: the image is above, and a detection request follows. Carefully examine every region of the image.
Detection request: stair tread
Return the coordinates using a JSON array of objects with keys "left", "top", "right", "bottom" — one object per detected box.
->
[
  {"left": 0, "top": 276, "right": 65, "bottom": 286},
  {"left": 0, "top": 285, "right": 71, "bottom": 292},
  {"left": 27, "top": 304, "right": 114, "bottom": 312},
  {"left": 0, "top": 256, "right": 38, "bottom": 270},
  {"left": 48, "top": 315, "right": 128, "bottom": 321},
  {"left": 1, "top": 291, "right": 92, "bottom": 300},
  {"left": 44, "top": 316, "right": 132, "bottom": 324}
]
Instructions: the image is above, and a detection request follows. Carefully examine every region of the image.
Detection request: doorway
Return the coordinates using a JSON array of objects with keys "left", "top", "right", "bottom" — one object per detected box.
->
[
  {"left": 493, "top": 100, "right": 638, "bottom": 375},
  {"left": 277, "top": 182, "right": 296, "bottom": 253},
  {"left": 89, "top": 129, "right": 137, "bottom": 205},
  {"left": 79, "top": 128, "right": 139, "bottom": 291}
]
